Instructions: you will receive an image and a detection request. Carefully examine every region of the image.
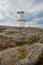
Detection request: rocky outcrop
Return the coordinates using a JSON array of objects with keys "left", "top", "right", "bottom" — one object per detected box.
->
[
  {"left": 0, "top": 35, "right": 16, "bottom": 49},
  {"left": 0, "top": 27, "right": 43, "bottom": 49},
  {"left": 0, "top": 43, "right": 43, "bottom": 65},
  {"left": 15, "top": 43, "right": 43, "bottom": 65},
  {"left": 0, "top": 45, "right": 31, "bottom": 65}
]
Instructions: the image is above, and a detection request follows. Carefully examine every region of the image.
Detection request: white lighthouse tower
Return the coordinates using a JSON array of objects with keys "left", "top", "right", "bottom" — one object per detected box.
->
[{"left": 17, "top": 9, "right": 25, "bottom": 27}]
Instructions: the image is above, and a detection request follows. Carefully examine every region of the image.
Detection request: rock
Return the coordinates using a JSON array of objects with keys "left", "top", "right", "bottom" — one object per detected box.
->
[
  {"left": 0, "top": 26, "right": 43, "bottom": 49},
  {"left": 0, "top": 45, "right": 31, "bottom": 65},
  {"left": 15, "top": 43, "right": 43, "bottom": 65},
  {"left": 0, "top": 43, "right": 43, "bottom": 65}
]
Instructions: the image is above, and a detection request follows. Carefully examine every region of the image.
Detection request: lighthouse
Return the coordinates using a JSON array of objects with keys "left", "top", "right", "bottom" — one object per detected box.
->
[{"left": 17, "top": 9, "right": 25, "bottom": 27}]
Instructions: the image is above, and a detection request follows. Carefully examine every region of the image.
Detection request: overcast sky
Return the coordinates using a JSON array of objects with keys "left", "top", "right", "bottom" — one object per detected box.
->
[{"left": 0, "top": 0, "right": 43, "bottom": 28}]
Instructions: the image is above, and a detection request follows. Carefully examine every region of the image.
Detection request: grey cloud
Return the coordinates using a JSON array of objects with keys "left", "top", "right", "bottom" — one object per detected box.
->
[
  {"left": 0, "top": 0, "right": 43, "bottom": 28},
  {"left": 37, "top": 11, "right": 43, "bottom": 18}
]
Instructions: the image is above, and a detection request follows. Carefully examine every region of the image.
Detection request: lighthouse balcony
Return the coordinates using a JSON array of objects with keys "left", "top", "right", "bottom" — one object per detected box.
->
[
  {"left": 17, "top": 19, "right": 25, "bottom": 21},
  {"left": 17, "top": 11, "right": 24, "bottom": 14}
]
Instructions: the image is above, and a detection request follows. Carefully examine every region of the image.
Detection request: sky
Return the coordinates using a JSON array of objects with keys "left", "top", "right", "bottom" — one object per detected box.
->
[{"left": 0, "top": 0, "right": 43, "bottom": 28}]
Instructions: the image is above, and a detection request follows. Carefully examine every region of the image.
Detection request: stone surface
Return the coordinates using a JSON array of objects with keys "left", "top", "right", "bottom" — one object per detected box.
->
[
  {"left": 15, "top": 43, "right": 43, "bottom": 65},
  {"left": 0, "top": 43, "right": 43, "bottom": 65},
  {"left": 0, "top": 45, "right": 31, "bottom": 65},
  {"left": 0, "top": 26, "right": 43, "bottom": 49}
]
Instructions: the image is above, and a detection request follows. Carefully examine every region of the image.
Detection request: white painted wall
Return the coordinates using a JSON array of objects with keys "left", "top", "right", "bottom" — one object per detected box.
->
[
  {"left": 18, "top": 12, "right": 24, "bottom": 20},
  {"left": 17, "top": 21, "right": 25, "bottom": 27}
]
